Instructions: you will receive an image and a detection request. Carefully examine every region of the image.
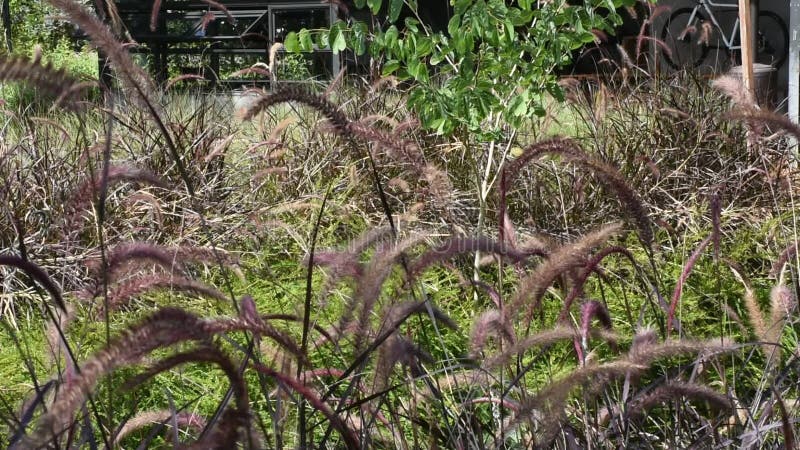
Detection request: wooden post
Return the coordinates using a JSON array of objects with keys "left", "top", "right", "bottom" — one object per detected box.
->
[
  {"left": 791, "top": 0, "right": 800, "bottom": 124},
  {"left": 739, "top": 0, "right": 755, "bottom": 96}
]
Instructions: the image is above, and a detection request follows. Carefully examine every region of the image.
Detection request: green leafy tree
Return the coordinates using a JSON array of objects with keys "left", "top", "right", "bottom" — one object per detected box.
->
[
  {"left": 4, "top": 0, "right": 66, "bottom": 52},
  {"left": 286, "top": 0, "right": 645, "bottom": 283},
  {"left": 286, "top": 0, "right": 641, "bottom": 136}
]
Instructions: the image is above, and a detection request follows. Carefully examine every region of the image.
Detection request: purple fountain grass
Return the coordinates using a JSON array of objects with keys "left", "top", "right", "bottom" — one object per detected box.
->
[
  {"left": 308, "top": 226, "right": 395, "bottom": 300},
  {"left": 510, "top": 359, "right": 646, "bottom": 447},
  {"left": 470, "top": 280, "right": 504, "bottom": 309},
  {"left": 65, "top": 165, "right": 169, "bottom": 231},
  {"left": 121, "top": 190, "right": 164, "bottom": 225},
  {"left": 19, "top": 308, "right": 212, "bottom": 447},
  {"left": 770, "top": 240, "right": 799, "bottom": 279},
  {"left": 120, "top": 346, "right": 252, "bottom": 448},
  {"left": 356, "top": 114, "right": 401, "bottom": 129},
  {"left": 499, "top": 137, "right": 651, "bottom": 246},
  {"left": 21, "top": 307, "right": 302, "bottom": 448},
  {"left": 394, "top": 117, "right": 420, "bottom": 135},
  {"left": 264, "top": 116, "right": 297, "bottom": 146},
  {"left": 44, "top": 305, "right": 77, "bottom": 370},
  {"left": 469, "top": 309, "right": 516, "bottom": 358},
  {"left": 238, "top": 294, "right": 260, "bottom": 324},
  {"left": 508, "top": 222, "right": 623, "bottom": 327},
  {"left": 629, "top": 327, "right": 658, "bottom": 354},
  {"left": 628, "top": 338, "right": 735, "bottom": 366},
  {"left": 710, "top": 191, "right": 722, "bottom": 260},
  {"left": 462, "top": 397, "right": 520, "bottom": 413},
  {"left": 623, "top": 327, "right": 659, "bottom": 388},
  {"left": 421, "top": 370, "right": 494, "bottom": 394},
  {"left": 239, "top": 88, "right": 446, "bottom": 201},
  {"left": 257, "top": 313, "right": 338, "bottom": 349},
  {"left": 666, "top": 234, "right": 713, "bottom": 334},
  {"left": 347, "top": 121, "right": 424, "bottom": 167},
  {"left": 322, "top": 67, "right": 346, "bottom": 99},
  {"left": 557, "top": 245, "right": 636, "bottom": 322},
  {"left": 99, "top": 273, "right": 229, "bottom": 315},
  {"left": 722, "top": 303, "right": 749, "bottom": 336},
  {"left": 772, "top": 388, "right": 796, "bottom": 449},
  {"left": 249, "top": 361, "right": 360, "bottom": 449},
  {"left": 636, "top": 5, "right": 671, "bottom": 56},
  {"left": 310, "top": 251, "right": 363, "bottom": 278},
  {"left": 186, "top": 408, "right": 251, "bottom": 450},
  {"left": 580, "top": 300, "right": 613, "bottom": 336},
  {"left": 203, "top": 317, "right": 306, "bottom": 364},
  {"left": 482, "top": 326, "right": 621, "bottom": 369},
  {"left": 764, "top": 285, "right": 796, "bottom": 365},
  {"left": 165, "top": 74, "right": 207, "bottom": 90},
  {"left": 114, "top": 410, "right": 206, "bottom": 445},
  {"left": 728, "top": 109, "right": 800, "bottom": 142},
  {"left": 199, "top": 0, "right": 236, "bottom": 25},
  {"left": 370, "top": 302, "right": 454, "bottom": 392},
  {"left": 626, "top": 381, "right": 732, "bottom": 419},
  {"left": 712, "top": 76, "right": 757, "bottom": 110},
  {"left": 239, "top": 86, "right": 350, "bottom": 130},
  {"left": 379, "top": 301, "right": 457, "bottom": 332},
  {"left": 87, "top": 242, "right": 186, "bottom": 282},
  {"left": 149, "top": 0, "right": 162, "bottom": 31},
  {"left": 579, "top": 301, "right": 615, "bottom": 356},
  {"left": 349, "top": 234, "right": 430, "bottom": 351},
  {"left": 372, "top": 336, "right": 433, "bottom": 394},
  {"left": 299, "top": 367, "right": 346, "bottom": 381},
  {"left": 408, "top": 236, "right": 545, "bottom": 280},
  {"left": 725, "top": 258, "right": 766, "bottom": 342},
  {"left": 0, "top": 255, "right": 66, "bottom": 312},
  {"left": 743, "top": 278, "right": 767, "bottom": 342},
  {"left": 86, "top": 242, "right": 238, "bottom": 289}
]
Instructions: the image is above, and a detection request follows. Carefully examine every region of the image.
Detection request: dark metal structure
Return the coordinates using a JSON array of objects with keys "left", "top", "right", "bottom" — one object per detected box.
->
[
  {"left": 105, "top": 1, "right": 644, "bottom": 86},
  {"left": 111, "top": 0, "right": 451, "bottom": 86},
  {"left": 114, "top": 1, "right": 339, "bottom": 85}
]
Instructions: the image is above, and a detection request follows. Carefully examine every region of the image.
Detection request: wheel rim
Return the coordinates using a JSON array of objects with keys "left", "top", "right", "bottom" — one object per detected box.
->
[
  {"left": 662, "top": 10, "right": 709, "bottom": 69},
  {"left": 756, "top": 13, "right": 788, "bottom": 68}
]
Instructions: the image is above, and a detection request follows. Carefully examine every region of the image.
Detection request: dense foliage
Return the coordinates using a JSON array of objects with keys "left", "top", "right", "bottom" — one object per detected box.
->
[{"left": 287, "top": 0, "right": 642, "bottom": 137}]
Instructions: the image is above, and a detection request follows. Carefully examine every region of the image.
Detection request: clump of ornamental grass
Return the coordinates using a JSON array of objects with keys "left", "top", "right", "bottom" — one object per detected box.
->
[
  {"left": 15, "top": 306, "right": 310, "bottom": 448},
  {"left": 499, "top": 138, "right": 652, "bottom": 246},
  {"left": 63, "top": 165, "right": 170, "bottom": 233},
  {"left": 3, "top": 9, "right": 800, "bottom": 446},
  {"left": 113, "top": 409, "right": 207, "bottom": 445},
  {"left": 239, "top": 86, "right": 453, "bottom": 216},
  {"left": 508, "top": 222, "right": 623, "bottom": 327}
]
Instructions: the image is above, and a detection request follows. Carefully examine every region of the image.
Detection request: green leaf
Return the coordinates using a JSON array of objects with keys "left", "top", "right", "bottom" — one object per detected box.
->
[
  {"left": 404, "top": 17, "right": 419, "bottom": 33},
  {"left": 329, "top": 23, "right": 347, "bottom": 53},
  {"left": 382, "top": 59, "right": 400, "bottom": 75},
  {"left": 298, "top": 28, "right": 313, "bottom": 52},
  {"left": 384, "top": 25, "right": 399, "bottom": 49},
  {"left": 447, "top": 15, "right": 461, "bottom": 37},
  {"left": 388, "top": 0, "right": 403, "bottom": 23},
  {"left": 283, "top": 32, "right": 299, "bottom": 52},
  {"left": 351, "top": 22, "right": 368, "bottom": 56},
  {"left": 367, "top": 0, "right": 382, "bottom": 15},
  {"left": 316, "top": 29, "right": 329, "bottom": 49},
  {"left": 415, "top": 36, "right": 433, "bottom": 57}
]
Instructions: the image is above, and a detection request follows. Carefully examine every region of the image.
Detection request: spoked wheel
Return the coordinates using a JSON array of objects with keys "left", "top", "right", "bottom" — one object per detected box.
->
[
  {"left": 755, "top": 11, "right": 788, "bottom": 69},
  {"left": 660, "top": 8, "right": 711, "bottom": 69}
]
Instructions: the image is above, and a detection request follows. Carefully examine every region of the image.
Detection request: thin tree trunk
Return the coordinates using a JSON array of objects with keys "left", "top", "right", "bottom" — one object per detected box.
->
[{"left": 2, "top": 0, "right": 12, "bottom": 52}]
